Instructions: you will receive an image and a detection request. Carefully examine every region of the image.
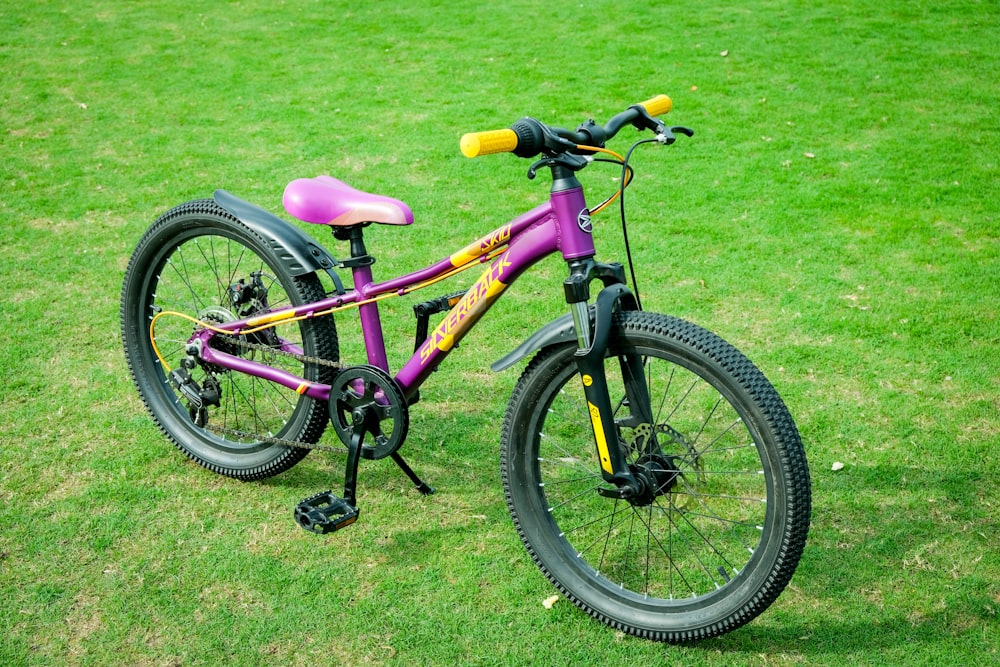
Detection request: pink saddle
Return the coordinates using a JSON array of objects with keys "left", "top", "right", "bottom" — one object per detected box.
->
[{"left": 283, "top": 175, "right": 413, "bottom": 227}]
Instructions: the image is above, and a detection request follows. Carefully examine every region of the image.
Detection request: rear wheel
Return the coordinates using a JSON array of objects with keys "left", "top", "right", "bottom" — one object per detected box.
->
[
  {"left": 500, "top": 310, "right": 810, "bottom": 641},
  {"left": 120, "top": 199, "right": 338, "bottom": 480}
]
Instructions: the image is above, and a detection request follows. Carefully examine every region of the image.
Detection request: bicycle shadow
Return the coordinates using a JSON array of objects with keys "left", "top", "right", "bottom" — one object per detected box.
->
[
  {"left": 705, "top": 462, "right": 997, "bottom": 659},
  {"left": 710, "top": 610, "right": 954, "bottom": 658},
  {"left": 261, "top": 457, "right": 997, "bottom": 659}
]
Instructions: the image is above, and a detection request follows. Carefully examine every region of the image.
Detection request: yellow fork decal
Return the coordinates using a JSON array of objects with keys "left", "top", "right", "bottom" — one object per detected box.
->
[{"left": 587, "top": 400, "right": 614, "bottom": 475}]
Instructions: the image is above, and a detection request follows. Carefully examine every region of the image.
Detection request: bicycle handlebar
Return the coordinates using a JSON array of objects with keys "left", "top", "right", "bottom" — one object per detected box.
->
[
  {"left": 460, "top": 95, "right": 673, "bottom": 159},
  {"left": 637, "top": 93, "right": 673, "bottom": 117}
]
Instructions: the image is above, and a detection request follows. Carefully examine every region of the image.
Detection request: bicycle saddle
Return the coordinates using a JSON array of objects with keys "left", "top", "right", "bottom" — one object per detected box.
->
[{"left": 283, "top": 175, "right": 413, "bottom": 227}]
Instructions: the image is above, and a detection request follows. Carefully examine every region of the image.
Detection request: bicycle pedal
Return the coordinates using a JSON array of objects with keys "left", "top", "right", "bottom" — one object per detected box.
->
[{"left": 294, "top": 490, "right": 359, "bottom": 534}]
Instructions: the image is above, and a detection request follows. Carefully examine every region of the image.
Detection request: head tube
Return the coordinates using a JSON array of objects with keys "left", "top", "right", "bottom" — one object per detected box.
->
[{"left": 551, "top": 187, "right": 596, "bottom": 260}]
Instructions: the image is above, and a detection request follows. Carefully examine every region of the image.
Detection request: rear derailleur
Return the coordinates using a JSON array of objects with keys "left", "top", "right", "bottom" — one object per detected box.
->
[{"left": 170, "top": 345, "right": 221, "bottom": 427}]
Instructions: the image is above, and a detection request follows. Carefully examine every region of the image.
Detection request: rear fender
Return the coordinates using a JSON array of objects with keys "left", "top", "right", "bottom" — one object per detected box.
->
[{"left": 214, "top": 189, "right": 338, "bottom": 277}]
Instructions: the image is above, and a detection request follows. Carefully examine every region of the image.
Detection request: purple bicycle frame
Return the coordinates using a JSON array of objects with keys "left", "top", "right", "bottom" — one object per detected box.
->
[{"left": 195, "top": 186, "right": 595, "bottom": 400}]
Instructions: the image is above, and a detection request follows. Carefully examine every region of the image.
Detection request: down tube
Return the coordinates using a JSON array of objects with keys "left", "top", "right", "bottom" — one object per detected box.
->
[{"left": 395, "top": 221, "right": 559, "bottom": 397}]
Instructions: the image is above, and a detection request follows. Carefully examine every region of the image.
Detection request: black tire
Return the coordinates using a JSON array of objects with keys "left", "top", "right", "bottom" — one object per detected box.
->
[
  {"left": 500, "top": 310, "right": 810, "bottom": 642},
  {"left": 121, "top": 199, "right": 338, "bottom": 480}
]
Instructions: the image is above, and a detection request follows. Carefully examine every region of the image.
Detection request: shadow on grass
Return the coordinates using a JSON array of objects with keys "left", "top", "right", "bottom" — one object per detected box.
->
[
  {"left": 712, "top": 608, "right": 981, "bottom": 658},
  {"left": 258, "top": 456, "right": 997, "bottom": 659},
  {"left": 708, "top": 462, "right": 998, "bottom": 659}
]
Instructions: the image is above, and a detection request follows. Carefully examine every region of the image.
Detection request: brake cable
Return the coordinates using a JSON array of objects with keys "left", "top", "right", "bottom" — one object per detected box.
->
[
  {"left": 578, "top": 138, "right": 659, "bottom": 311},
  {"left": 617, "top": 138, "right": 662, "bottom": 311}
]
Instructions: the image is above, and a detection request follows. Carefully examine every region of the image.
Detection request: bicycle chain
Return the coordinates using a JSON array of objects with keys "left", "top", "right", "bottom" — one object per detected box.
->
[
  {"left": 202, "top": 333, "right": 349, "bottom": 453},
  {"left": 215, "top": 333, "right": 347, "bottom": 372}
]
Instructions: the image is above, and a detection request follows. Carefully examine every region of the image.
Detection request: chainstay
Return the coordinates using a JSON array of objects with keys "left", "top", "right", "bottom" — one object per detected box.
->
[{"left": 206, "top": 333, "right": 348, "bottom": 453}]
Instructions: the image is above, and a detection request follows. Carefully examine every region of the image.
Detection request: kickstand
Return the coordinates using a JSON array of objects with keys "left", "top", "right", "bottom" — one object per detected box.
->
[{"left": 391, "top": 452, "right": 435, "bottom": 495}]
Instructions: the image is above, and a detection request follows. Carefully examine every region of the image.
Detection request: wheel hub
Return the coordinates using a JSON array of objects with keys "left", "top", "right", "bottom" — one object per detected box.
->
[{"left": 627, "top": 454, "right": 680, "bottom": 507}]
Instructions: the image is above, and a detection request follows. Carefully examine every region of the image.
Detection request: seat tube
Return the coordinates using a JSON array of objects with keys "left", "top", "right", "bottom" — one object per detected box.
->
[
  {"left": 345, "top": 228, "right": 390, "bottom": 371},
  {"left": 355, "top": 267, "right": 390, "bottom": 371}
]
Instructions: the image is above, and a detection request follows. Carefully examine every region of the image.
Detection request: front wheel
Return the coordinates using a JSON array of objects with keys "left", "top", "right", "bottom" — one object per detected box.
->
[{"left": 500, "top": 310, "right": 810, "bottom": 642}]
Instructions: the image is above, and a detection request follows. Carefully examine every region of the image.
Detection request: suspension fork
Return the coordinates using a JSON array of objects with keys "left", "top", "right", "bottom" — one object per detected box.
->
[{"left": 565, "top": 260, "right": 650, "bottom": 499}]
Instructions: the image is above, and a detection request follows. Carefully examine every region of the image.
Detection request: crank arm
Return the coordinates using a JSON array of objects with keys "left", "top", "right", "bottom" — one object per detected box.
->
[{"left": 341, "top": 428, "right": 364, "bottom": 507}]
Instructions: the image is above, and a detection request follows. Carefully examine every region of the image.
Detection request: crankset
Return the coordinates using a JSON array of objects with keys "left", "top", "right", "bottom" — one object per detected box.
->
[
  {"left": 329, "top": 365, "right": 408, "bottom": 460},
  {"left": 182, "top": 326, "right": 434, "bottom": 533},
  {"left": 294, "top": 365, "right": 430, "bottom": 535}
]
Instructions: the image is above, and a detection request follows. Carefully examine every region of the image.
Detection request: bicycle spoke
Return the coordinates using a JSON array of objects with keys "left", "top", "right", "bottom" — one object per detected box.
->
[{"left": 527, "top": 341, "right": 774, "bottom": 603}]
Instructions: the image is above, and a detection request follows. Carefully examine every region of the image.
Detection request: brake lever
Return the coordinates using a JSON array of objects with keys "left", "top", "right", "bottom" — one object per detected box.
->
[
  {"left": 656, "top": 126, "right": 695, "bottom": 146},
  {"left": 627, "top": 106, "right": 694, "bottom": 146},
  {"left": 526, "top": 152, "right": 590, "bottom": 180},
  {"left": 628, "top": 105, "right": 666, "bottom": 134}
]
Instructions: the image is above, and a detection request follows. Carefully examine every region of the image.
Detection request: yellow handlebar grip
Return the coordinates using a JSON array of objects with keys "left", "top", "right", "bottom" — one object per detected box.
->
[
  {"left": 460, "top": 128, "right": 519, "bottom": 158},
  {"left": 638, "top": 94, "right": 673, "bottom": 117}
]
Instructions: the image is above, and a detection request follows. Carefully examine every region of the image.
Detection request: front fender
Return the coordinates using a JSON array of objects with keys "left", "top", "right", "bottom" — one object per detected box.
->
[
  {"left": 491, "top": 283, "right": 638, "bottom": 372},
  {"left": 490, "top": 312, "right": 577, "bottom": 372},
  {"left": 214, "top": 189, "right": 338, "bottom": 277}
]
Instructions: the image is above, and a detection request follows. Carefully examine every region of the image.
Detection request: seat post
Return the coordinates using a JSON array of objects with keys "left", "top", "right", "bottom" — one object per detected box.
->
[
  {"left": 348, "top": 225, "right": 369, "bottom": 260},
  {"left": 333, "top": 224, "right": 370, "bottom": 258}
]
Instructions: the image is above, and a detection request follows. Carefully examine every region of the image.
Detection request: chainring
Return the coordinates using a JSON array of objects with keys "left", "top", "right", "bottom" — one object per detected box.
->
[{"left": 329, "top": 365, "right": 409, "bottom": 460}]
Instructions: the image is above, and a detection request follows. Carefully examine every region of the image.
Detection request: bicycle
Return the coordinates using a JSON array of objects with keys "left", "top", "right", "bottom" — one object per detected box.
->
[{"left": 120, "top": 95, "right": 811, "bottom": 642}]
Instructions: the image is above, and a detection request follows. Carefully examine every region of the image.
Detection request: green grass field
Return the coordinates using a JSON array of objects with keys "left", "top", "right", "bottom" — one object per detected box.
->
[{"left": 2, "top": 0, "right": 997, "bottom": 664}]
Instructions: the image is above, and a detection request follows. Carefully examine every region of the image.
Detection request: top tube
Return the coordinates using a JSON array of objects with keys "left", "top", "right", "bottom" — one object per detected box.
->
[
  {"left": 357, "top": 186, "right": 593, "bottom": 300},
  {"left": 393, "top": 187, "right": 593, "bottom": 394},
  {"left": 195, "top": 184, "right": 596, "bottom": 401}
]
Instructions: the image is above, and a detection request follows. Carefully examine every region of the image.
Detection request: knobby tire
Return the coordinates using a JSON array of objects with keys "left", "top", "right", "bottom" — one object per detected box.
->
[
  {"left": 120, "top": 199, "right": 338, "bottom": 480},
  {"left": 500, "top": 310, "right": 810, "bottom": 642}
]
